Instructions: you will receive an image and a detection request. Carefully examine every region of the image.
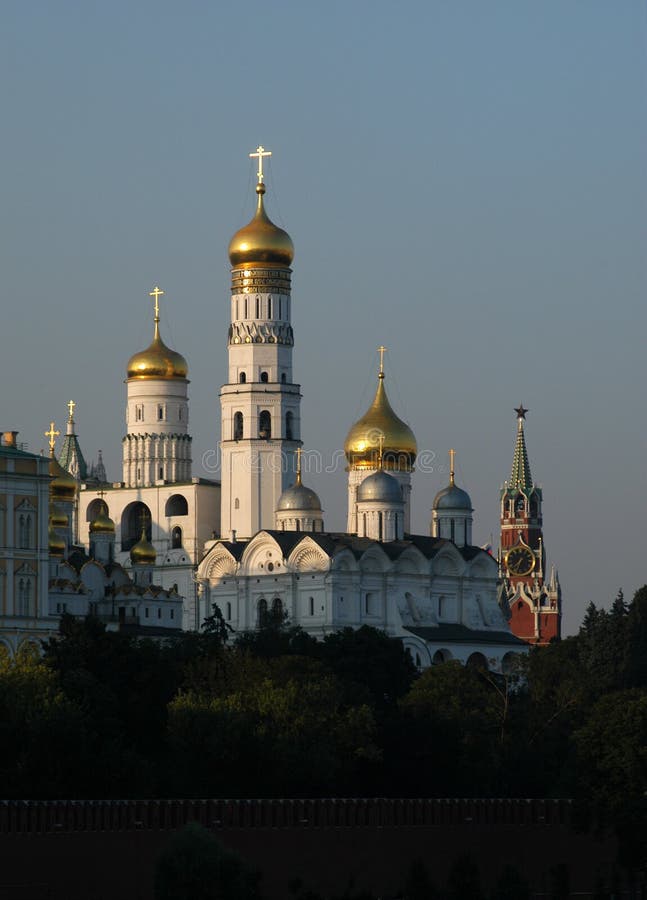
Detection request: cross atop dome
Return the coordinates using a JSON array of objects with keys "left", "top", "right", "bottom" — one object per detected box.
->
[
  {"left": 149, "top": 286, "right": 165, "bottom": 324},
  {"left": 250, "top": 145, "right": 271, "bottom": 185}
]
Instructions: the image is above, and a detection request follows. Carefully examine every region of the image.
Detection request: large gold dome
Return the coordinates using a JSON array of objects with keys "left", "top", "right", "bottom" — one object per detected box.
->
[
  {"left": 127, "top": 324, "right": 188, "bottom": 380},
  {"left": 344, "top": 374, "right": 417, "bottom": 471},
  {"left": 228, "top": 183, "right": 294, "bottom": 268}
]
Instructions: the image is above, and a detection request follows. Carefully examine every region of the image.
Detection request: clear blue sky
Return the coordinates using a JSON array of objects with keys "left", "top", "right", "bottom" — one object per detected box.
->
[{"left": 2, "top": 1, "right": 646, "bottom": 634}]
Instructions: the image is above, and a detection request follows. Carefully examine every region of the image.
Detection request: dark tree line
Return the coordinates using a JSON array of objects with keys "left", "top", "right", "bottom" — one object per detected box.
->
[{"left": 1, "top": 588, "right": 647, "bottom": 870}]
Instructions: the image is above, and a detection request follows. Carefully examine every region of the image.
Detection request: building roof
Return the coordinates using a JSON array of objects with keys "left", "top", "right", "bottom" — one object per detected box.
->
[{"left": 404, "top": 624, "right": 527, "bottom": 647}]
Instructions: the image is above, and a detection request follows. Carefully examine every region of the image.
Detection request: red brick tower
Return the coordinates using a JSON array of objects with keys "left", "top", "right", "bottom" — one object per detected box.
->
[{"left": 499, "top": 406, "right": 561, "bottom": 645}]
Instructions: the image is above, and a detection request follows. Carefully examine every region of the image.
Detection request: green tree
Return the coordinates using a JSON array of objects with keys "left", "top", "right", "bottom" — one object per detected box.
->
[{"left": 154, "top": 822, "right": 259, "bottom": 900}]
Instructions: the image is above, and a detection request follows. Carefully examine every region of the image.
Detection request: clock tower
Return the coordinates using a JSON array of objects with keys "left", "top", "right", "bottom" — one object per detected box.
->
[{"left": 499, "top": 406, "right": 561, "bottom": 645}]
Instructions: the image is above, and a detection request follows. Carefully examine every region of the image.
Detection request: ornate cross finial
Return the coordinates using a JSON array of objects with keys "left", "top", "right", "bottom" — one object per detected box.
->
[
  {"left": 295, "top": 446, "right": 302, "bottom": 484},
  {"left": 67, "top": 400, "right": 75, "bottom": 420},
  {"left": 515, "top": 404, "right": 528, "bottom": 420},
  {"left": 250, "top": 145, "right": 272, "bottom": 184},
  {"left": 449, "top": 448, "right": 456, "bottom": 486},
  {"left": 149, "top": 286, "right": 164, "bottom": 322},
  {"left": 97, "top": 486, "right": 106, "bottom": 500},
  {"left": 378, "top": 345, "right": 387, "bottom": 378},
  {"left": 44, "top": 421, "right": 60, "bottom": 452}
]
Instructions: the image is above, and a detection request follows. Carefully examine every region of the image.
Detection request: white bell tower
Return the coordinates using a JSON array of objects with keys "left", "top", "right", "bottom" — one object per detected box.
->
[{"left": 220, "top": 146, "right": 300, "bottom": 539}]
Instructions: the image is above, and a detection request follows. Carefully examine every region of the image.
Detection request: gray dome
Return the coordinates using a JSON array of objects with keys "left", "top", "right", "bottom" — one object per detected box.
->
[
  {"left": 357, "top": 470, "right": 401, "bottom": 503},
  {"left": 277, "top": 481, "right": 322, "bottom": 512},
  {"left": 433, "top": 483, "right": 472, "bottom": 511}
]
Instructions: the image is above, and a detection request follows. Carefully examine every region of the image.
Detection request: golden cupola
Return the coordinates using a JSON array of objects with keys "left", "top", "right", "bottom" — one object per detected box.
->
[
  {"left": 89, "top": 505, "right": 115, "bottom": 535},
  {"left": 49, "top": 451, "right": 77, "bottom": 502},
  {"left": 228, "top": 148, "right": 294, "bottom": 268},
  {"left": 345, "top": 364, "right": 417, "bottom": 472},
  {"left": 130, "top": 526, "right": 156, "bottom": 566},
  {"left": 127, "top": 287, "right": 188, "bottom": 381},
  {"left": 126, "top": 322, "right": 188, "bottom": 381}
]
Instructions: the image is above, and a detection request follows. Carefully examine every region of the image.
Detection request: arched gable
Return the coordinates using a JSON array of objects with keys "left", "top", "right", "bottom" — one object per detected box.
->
[
  {"left": 330, "top": 547, "right": 359, "bottom": 573},
  {"left": 287, "top": 537, "right": 331, "bottom": 573},
  {"left": 394, "top": 545, "right": 428, "bottom": 576},
  {"left": 240, "top": 532, "right": 285, "bottom": 577},
  {"left": 198, "top": 543, "right": 239, "bottom": 583},
  {"left": 358, "top": 543, "right": 392, "bottom": 574},
  {"left": 469, "top": 552, "right": 497, "bottom": 579},
  {"left": 431, "top": 545, "right": 464, "bottom": 577}
]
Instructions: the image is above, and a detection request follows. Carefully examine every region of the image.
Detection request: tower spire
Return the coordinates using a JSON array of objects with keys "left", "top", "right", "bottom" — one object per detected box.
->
[
  {"left": 510, "top": 405, "right": 532, "bottom": 490},
  {"left": 449, "top": 448, "right": 456, "bottom": 487}
]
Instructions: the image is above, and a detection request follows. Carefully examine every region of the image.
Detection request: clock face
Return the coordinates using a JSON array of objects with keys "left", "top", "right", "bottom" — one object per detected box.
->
[{"left": 506, "top": 546, "right": 535, "bottom": 577}]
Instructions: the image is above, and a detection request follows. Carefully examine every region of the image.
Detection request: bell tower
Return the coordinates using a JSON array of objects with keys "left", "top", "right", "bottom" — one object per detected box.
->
[
  {"left": 499, "top": 406, "right": 561, "bottom": 645},
  {"left": 220, "top": 146, "right": 301, "bottom": 539}
]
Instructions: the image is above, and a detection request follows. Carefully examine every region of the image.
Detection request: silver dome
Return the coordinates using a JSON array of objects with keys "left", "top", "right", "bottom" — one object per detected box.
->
[
  {"left": 357, "top": 470, "right": 401, "bottom": 503},
  {"left": 433, "top": 483, "right": 472, "bottom": 511},
  {"left": 277, "top": 481, "right": 322, "bottom": 512}
]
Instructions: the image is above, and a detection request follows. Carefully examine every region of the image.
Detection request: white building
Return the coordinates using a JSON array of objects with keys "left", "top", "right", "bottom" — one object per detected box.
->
[{"left": 196, "top": 147, "right": 526, "bottom": 672}]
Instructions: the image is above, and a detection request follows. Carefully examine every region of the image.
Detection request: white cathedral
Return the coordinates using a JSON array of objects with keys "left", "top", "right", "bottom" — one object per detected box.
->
[{"left": 54, "top": 146, "right": 525, "bottom": 671}]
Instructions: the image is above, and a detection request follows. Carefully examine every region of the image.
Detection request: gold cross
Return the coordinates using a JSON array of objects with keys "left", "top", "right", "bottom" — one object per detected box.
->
[
  {"left": 378, "top": 345, "right": 387, "bottom": 376},
  {"left": 378, "top": 433, "right": 385, "bottom": 468},
  {"left": 295, "top": 446, "right": 302, "bottom": 484},
  {"left": 44, "top": 422, "right": 60, "bottom": 452},
  {"left": 149, "top": 286, "right": 164, "bottom": 321},
  {"left": 449, "top": 449, "right": 456, "bottom": 486},
  {"left": 249, "top": 145, "right": 272, "bottom": 184},
  {"left": 67, "top": 400, "right": 75, "bottom": 420}
]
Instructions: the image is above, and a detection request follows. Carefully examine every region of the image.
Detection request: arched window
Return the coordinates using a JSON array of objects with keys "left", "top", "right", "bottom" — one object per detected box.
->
[
  {"left": 466, "top": 652, "right": 488, "bottom": 671},
  {"left": 438, "top": 595, "right": 444, "bottom": 618},
  {"left": 515, "top": 495, "right": 525, "bottom": 516},
  {"left": 233, "top": 412, "right": 244, "bottom": 441},
  {"left": 267, "top": 296, "right": 272, "bottom": 318},
  {"left": 226, "top": 601, "right": 232, "bottom": 620},
  {"left": 165, "top": 495, "right": 188, "bottom": 517},
  {"left": 257, "top": 598, "right": 268, "bottom": 627},
  {"left": 120, "top": 501, "right": 152, "bottom": 551},
  {"left": 255, "top": 297, "right": 260, "bottom": 318},
  {"left": 239, "top": 372, "right": 246, "bottom": 384},
  {"left": 260, "top": 371, "right": 269, "bottom": 383},
  {"left": 309, "top": 597, "right": 314, "bottom": 616},
  {"left": 234, "top": 498, "right": 240, "bottom": 510},
  {"left": 171, "top": 527, "right": 182, "bottom": 549},
  {"left": 259, "top": 410, "right": 271, "bottom": 439},
  {"left": 529, "top": 497, "right": 538, "bottom": 517},
  {"left": 271, "top": 597, "right": 283, "bottom": 624},
  {"left": 285, "top": 411, "right": 294, "bottom": 440},
  {"left": 281, "top": 373, "right": 287, "bottom": 384}
]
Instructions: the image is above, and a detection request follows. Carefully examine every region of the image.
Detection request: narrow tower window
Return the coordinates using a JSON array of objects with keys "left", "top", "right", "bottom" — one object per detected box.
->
[
  {"left": 267, "top": 296, "right": 272, "bottom": 318},
  {"left": 260, "top": 371, "right": 269, "bottom": 383},
  {"left": 285, "top": 411, "right": 294, "bottom": 440},
  {"left": 171, "top": 526, "right": 182, "bottom": 549},
  {"left": 233, "top": 412, "right": 243, "bottom": 441},
  {"left": 259, "top": 410, "right": 271, "bottom": 439},
  {"left": 255, "top": 296, "right": 260, "bottom": 318},
  {"left": 239, "top": 372, "right": 246, "bottom": 384}
]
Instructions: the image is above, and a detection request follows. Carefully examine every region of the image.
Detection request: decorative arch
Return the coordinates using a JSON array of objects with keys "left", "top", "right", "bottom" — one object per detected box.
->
[
  {"left": 432, "top": 548, "right": 463, "bottom": 577},
  {"left": 433, "top": 648, "right": 453, "bottom": 665},
  {"left": 165, "top": 494, "right": 188, "bottom": 517},
  {"left": 358, "top": 545, "right": 391, "bottom": 574},
  {"left": 288, "top": 538, "right": 330, "bottom": 573},
  {"left": 240, "top": 532, "right": 284, "bottom": 576}
]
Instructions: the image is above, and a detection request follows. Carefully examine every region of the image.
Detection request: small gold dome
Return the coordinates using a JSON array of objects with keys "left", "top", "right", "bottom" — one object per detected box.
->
[
  {"left": 228, "top": 183, "right": 294, "bottom": 268},
  {"left": 127, "top": 325, "right": 188, "bottom": 380},
  {"left": 49, "top": 453, "right": 77, "bottom": 502},
  {"left": 345, "top": 374, "right": 417, "bottom": 471},
  {"left": 50, "top": 510, "right": 69, "bottom": 529},
  {"left": 130, "top": 528, "right": 156, "bottom": 566},
  {"left": 89, "top": 505, "right": 115, "bottom": 535},
  {"left": 48, "top": 523, "right": 65, "bottom": 557}
]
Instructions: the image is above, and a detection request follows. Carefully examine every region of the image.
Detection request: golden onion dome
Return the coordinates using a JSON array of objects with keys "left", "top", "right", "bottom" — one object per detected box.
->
[
  {"left": 126, "top": 323, "right": 188, "bottom": 381},
  {"left": 50, "top": 510, "right": 69, "bottom": 529},
  {"left": 228, "top": 183, "right": 294, "bottom": 268},
  {"left": 344, "top": 374, "right": 417, "bottom": 471},
  {"left": 49, "top": 453, "right": 77, "bottom": 502},
  {"left": 89, "top": 505, "right": 115, "bottom": 535},
  {"left": 130, "top": 528, "right": 156, "bottom": 566},
  {"left": 48, "top": 523, "right": 65, "bottom": 557}
]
